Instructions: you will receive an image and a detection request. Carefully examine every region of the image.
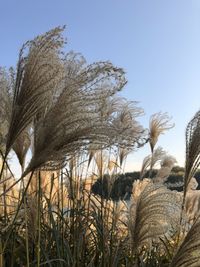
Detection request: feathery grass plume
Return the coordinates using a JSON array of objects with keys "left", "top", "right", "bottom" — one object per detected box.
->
[
  {"left": 89, "top": 148, "right": 116, "bottom": 174},
  {"left": 93, "top": 151, "right": 109, "bottom": 176},
  {"left": 0, "top": 67, "right": 14, "bottom": 152},
  {"left": 118, "top": 147, "right": 130, "bottom": 167},
  {"left": 170, "top": 216, "right": 200, "bottom": 267},
  {"left": 129, "top": 183, "right": 181, "bottom": 256},
  {"left": 98, "top": 95, "right": 126, "bottom": 120},
  {"left": 110, "top": 100, "right": 146, "bottom": 149},
  {"left": 185, "top": 189, "right": 200, "bottom": 224},
  {"left": 87, "top": 96, "right": 142, "bottom": 169},
  {"left": 0, "top": 68, "right": 31, "bottom": 173},
  {"left": 5, "top": 26, "right": 65, "bottom": 155},
  {"left": 149, "top": 112, "right": 174, "bottom": 152},
  {"left": 87, "top": 97, "right": 145, "bottom": 172},
  {"left": 153, "top": 155, "right": 177, "bottom": 183},
  {"left": 23, "top": 56, "right": 127, "bottom": 176},
  {"left": 12, "top": 129, "right": 31, "bottom": 173},
  {"left": 98, "top": 97, "right": 145, "bottom": 144},
  {"left": 61, "top": 53, "right": 126, "bottom": 104},
  {"left": 132, "top": 178, "right": 151, "bottom": 202},
  {"left": 184, "top": 110, "right": 200, "bottom": 196},
  {"left": 140, "top": 146, "right": 166, "bottom": 179},
  {"left": 140, "top": 156, "right": 151, "bottom": 180}
]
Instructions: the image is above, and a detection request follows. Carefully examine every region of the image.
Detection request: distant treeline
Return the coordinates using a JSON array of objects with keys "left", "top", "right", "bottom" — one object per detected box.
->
[{"left": 91, "top": 167, "right": 200, "bottom": 201}]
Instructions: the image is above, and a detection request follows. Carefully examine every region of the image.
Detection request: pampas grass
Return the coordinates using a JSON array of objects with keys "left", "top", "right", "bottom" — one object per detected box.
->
[
  {"left": 5, "top": 26, "right": 65, "bottom": 156},
  {"left": 12, "top": 129, "right": 31, "bottom": 173},
  {"left": 149, "top": 112, "right": 174, "bottom": 153},
  {"left": 129, "top": 183, "right": 181, "bottom": 256},
  {"left": 153, "top": 155, "right": 177, "bottom": 183},
  {"left": 170, "top": 216, "right": 200, "bottom": 267},
  {"left": 140, "top": 146, "right": 166, "bottom": 179},
  {"left": 0, "top": 67, "right": 14, "bottom": 153},
  {"left": 23, "top": 59, "right": 128, "bottom": 177},
  {"left": 184, "top": 110, "right": 200, "bottom": 196},
  {"left": 1, "top": 27, "right": 200, "bottom": 266}
]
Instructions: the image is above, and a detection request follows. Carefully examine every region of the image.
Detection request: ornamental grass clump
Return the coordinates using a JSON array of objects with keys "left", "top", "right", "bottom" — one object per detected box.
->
[{"left": 1, "top": 26, "right": 200, "bottom": 267}]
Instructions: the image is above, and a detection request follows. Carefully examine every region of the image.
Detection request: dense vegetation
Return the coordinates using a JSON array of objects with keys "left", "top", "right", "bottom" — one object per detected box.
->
[{"left": 0, "top": 27, "right": 200, "bottom": 266}]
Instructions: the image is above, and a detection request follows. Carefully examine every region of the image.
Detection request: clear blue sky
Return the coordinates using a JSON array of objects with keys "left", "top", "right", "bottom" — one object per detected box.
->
[{"left": 1, "top": 0, "right": 200, "bottom": 172}]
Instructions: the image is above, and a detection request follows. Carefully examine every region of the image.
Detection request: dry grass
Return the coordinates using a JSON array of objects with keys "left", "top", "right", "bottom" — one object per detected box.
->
[
  {"left": 0, "top": 27, "right": 200, "bottom": 267},
  {"left": 149, "top": 112, "right": 174, "bottom": 152}
]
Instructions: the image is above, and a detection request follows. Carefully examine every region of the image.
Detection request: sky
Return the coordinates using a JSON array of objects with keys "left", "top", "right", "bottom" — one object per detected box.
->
[{"left": 1, "top": 0, "right": 200, "bottom": 175}]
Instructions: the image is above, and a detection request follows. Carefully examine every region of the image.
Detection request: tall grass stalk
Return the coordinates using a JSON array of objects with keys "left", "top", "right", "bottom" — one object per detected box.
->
[
  {"left": 37, "top": 171, "right": 41, "bottom": 267},
  {"left": 2, "top": 171, "right": 34, "bottom": 254}
]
